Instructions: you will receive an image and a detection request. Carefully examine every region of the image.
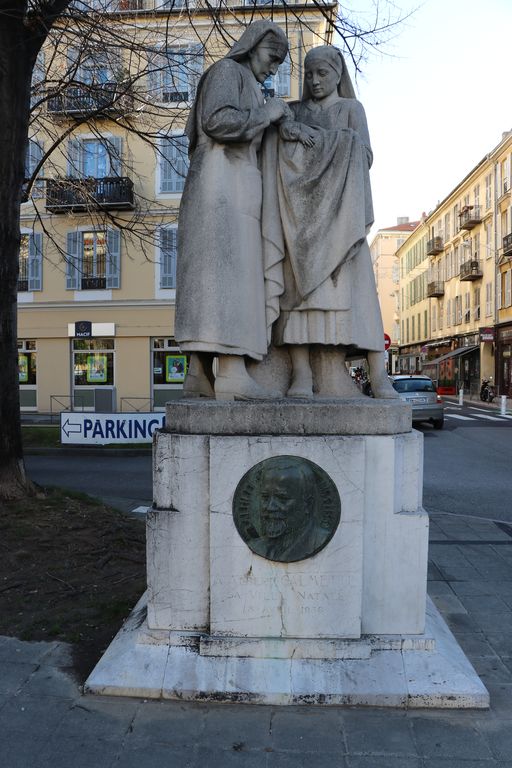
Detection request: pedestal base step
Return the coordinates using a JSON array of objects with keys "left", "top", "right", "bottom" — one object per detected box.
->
[{"left": 85, "top": 595, "right": 489, "bottom": 709}]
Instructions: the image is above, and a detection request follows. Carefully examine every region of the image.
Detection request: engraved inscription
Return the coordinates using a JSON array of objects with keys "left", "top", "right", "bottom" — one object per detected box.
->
[{"left": 233, "top": 456, "right": 341, "bottom": 563}]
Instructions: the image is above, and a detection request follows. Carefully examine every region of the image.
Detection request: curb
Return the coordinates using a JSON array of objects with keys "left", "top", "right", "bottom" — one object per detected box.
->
[{"left": 25, "top": 447, "right": 152, "bottom": 457}]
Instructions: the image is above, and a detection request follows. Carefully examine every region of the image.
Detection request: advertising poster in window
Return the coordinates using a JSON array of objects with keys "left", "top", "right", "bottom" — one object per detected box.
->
[
  {"left": 87, "top": 354, "right": 108, "bottom": 383},
  {"left": 18, "top": 354, "right": 28, "bottom": 383},
  {"left": 165, "top": 354, "right": 187, "bottom": 383}
]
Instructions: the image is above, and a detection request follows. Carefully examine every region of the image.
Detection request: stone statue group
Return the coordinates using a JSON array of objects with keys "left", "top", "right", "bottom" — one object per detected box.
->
[{"left": 175, "top": 20, "right": 396, "bottom": 401}]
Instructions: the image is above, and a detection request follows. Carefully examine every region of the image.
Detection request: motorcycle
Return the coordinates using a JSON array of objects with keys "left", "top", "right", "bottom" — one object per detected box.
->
[{"left": 480, "top": 379, "right": 496, "bottom": 403}]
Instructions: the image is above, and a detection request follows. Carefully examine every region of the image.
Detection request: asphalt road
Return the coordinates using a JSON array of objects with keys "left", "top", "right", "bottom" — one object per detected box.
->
[
  {"left": 25, "top": 453, "right": 153, "bottom": 513},
  {"left": 421, "top": 402, "right": 512, "bottom": 523},
  {"left": 25, "top": 405, "right": 512, "bottom": 521}
]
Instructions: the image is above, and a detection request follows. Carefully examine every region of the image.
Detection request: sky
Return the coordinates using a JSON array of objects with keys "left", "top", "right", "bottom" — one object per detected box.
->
[{"left": 345, "top": 0, "right": 512, "bottom": 236}]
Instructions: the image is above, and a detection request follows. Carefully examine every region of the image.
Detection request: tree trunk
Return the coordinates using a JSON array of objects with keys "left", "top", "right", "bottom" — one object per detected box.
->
[{"left": 0, "top": 15, "right": 37, "bottom": 500}]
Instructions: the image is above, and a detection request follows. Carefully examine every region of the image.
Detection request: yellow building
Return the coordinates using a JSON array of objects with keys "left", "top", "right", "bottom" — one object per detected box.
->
[
  {"left": 395, "top": 220, "right": 429, "bottom": 374},
  {"left": 397, "top": 130, "right": 512, "bottom": 396},
  {"left": 19, "top": 1, "right": 335, "bottom": 414},
  {"left": 369, "top": 217, "right": 419, "bottom": 372},
  {"left": 493, "top": 133, "right": 512, "bottom": 396}
]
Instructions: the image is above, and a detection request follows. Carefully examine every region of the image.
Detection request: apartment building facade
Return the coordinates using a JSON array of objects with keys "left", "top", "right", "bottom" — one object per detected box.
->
[
  {"left": 396, "top": 130, "right": 512, "bottom": 396},
  {"left": 369, "top": 217, "right": 419, "bottom": 373},
  {"left": 19, "top": 0, "right": 335, "bottom": 414}
]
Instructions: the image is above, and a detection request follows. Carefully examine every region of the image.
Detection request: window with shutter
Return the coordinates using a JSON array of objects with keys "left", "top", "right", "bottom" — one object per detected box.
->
[
  {"left": 66, "top": 231, "right": 81, "bottom": 290},
  {"left": 66, "top": 229, "right": 120, "bottom": 290},
  {"left": 485, "top": 282, "right": 492, "bottom": 316},
  {"left": 18, "top": 235, "right": 30, "bottom": 292},
  {"left": 17, "top": 233, "right": 43, "bottom": 292},
  {"left": 68, "top": 135, "right": 122, "bottom": 178},
  {"left": 24, "top": 139, "right": 45, "bottom": 198},
  {"left": 159, "top": 135, "right": 189, "bottom": 193},
  {"left": 106, "top": 228, "right": 121, "bottom": 288},
  {"left": 30, "top": 51, "right": 45, "bottom": 108},
  {"left": 149, "top": 45, "right": 203, "bottom": 103},
  {"left": 28, "top": 233, "right": 43, "bottom": 291},
  {"left": 505, "top": 270, "right": 512, "bottom": 308},
  {"left": 159, "top": 227, "right": 177, "bottom": 288},
  {"left": 262, "top": 53, "right": 291, "bottom": 98}
]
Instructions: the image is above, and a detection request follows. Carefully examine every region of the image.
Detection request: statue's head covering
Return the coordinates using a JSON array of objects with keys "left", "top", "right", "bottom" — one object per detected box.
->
[
  {"left": 185, "top": 22, "right": 289, "bottom": 152},
  {"left": 227, "top": 21, "right": 288, "bottom": 63},
  {"left": 302, "top": 46, "right": 356, "bottom": 101}
]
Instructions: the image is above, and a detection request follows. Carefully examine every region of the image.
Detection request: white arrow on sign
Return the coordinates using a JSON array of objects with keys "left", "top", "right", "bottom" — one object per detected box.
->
[{"left": 62, "top": 418, "right": 83, "bottom": 438}]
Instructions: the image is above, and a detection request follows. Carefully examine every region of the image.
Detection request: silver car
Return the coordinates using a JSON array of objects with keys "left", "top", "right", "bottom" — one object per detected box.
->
[{"left": 390, "top": 375, "right": 444, "bottom": 430}]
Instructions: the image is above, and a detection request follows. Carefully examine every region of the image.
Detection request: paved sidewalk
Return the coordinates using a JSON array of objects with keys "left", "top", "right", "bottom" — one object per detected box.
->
[{"left": 2, "top": 512, "right": 512, "bottom": 768}]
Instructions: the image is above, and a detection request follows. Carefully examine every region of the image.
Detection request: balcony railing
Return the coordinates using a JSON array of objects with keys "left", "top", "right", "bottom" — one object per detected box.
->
[
  {"left": 503, "top": 233, "right": 512, "bottom": 257},
  {"left": 458, "top": 206, "right": 482, "bottom": 231},
  {"left": 427, "top": 236, "right": 444, "bottom": 255},
  {"left": 460, "top": 259, "right": 483, "bottom": 281},
  {"left": 46, "top": 176, "right": 135, "bottom": 213},
  {"left": 81, "top": 277, "right": 107, "bottom": 290},
  {"left": 427, "top": 281, "right": 445, "bottom": 297},
  {"left": 47, "top": 84, "right": 133, "bottom": 118}
]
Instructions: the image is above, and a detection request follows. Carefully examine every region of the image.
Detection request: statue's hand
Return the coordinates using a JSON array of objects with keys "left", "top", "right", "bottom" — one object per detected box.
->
[
  {"left": 265, "top": 98, "right": 292, "bottom": 123},
  {"left": 297, "top": 126, "right": 318, "bottom": 147}
]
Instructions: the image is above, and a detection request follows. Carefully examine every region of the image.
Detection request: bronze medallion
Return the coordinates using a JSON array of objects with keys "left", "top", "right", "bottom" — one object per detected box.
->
[{"left": 233, "top": 455, "right": 341, "bottom": 563}]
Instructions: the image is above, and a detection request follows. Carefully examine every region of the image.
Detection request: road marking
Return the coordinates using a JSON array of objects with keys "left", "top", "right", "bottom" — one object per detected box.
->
[
  {"left": 471, "top": 413, "right": 507, "bottom": 422},
  {"left": 444, "top": 407, "right": 512, "bottom": 423},
  {"left": 467, "top": 406, "right": 512, "bottom": 420}
]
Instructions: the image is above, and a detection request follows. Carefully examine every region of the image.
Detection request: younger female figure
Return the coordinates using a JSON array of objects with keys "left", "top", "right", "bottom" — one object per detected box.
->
[{"left": 269, "top": 45, "right": 396, "bottom": 398}]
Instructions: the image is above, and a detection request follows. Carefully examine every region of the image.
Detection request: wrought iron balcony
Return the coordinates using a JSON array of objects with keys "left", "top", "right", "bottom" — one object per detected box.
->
[
  {"left": 503, "top": 233, "right": 512, "bottom": 257},
  {"left": 458, "top": 206, "right": 482, "bottom": 231},
  {"left": 47, "top": 84, "right": 133, "bottom": 118},
  {"left": 427, "top": 236, "right": 444, "bottom": 255},
  {"left": 427, "top": 281, "right": 445, "bottom": 297},
  {"left": 81, "top": 277, "right": 107, "bottom": 290},
  {"left": 46, "top": 176, "right": 135, "bottom": 213},
  {"left": 460, "top": 259, "right": 483, "bottom": 281},
  {"left": 118, "top": 0, "right": 145, "bottom": 9}
]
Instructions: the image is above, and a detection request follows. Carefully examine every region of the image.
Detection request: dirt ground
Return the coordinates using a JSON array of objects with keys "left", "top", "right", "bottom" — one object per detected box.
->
[{"left": 0, "top": 485, "right": 146, "bottom": 683}]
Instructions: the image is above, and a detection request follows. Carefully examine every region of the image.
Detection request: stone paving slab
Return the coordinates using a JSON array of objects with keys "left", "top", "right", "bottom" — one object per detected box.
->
[{"left": 2, "top": 511, "right": 512, "bottom": 768}]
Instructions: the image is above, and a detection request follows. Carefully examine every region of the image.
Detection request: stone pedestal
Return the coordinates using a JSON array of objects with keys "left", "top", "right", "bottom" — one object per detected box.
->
[{"left": 86, "top": 398, "right": 489, "bottom": 708}]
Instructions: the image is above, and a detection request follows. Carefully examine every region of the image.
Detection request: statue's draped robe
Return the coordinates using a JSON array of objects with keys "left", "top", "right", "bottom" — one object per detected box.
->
[
  {"left": 175, "top": 58, "right": 271, "bottom": 360},
  {"left": 263, "top": 98, "right": 384, "bottom": 354}
]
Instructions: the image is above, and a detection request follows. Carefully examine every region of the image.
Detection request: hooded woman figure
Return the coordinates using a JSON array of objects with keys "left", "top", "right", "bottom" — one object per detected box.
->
[
  {"left": 175, "top": 21, "right": 290, "bottom": 400},
  {"left": 263, "top": 45, "right": 397, "bottom": 398}
]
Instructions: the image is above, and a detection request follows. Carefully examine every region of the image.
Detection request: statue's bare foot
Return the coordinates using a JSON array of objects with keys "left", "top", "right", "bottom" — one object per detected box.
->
[
  {"left": 316, "top": 383, "right": 364, "bottom": 399},
  {"left": 315, "top": 366, "right": 365, "bottom": 399},
  {"left": 287, "top": 371, "right": 313, "bottom": 398},
  {"left": 287, "top": 345, "right": 313, "bottom": 398},
  {"left": 183, "top": 371, "right": 215, "bottom": 398},
  {"left": 215, "top": 374, "right": 280, "bottom": 401},
  {"left": 287, "top": 382, "right": 314, "bottom": 398},
  {"left": 371, "top": 373, "right": 399, "bottom": 399}
]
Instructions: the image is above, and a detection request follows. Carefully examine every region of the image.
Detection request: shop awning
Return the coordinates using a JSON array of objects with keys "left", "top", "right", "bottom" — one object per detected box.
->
[{"left": 423, "top": 345, "right": 479, "bottom": 367}]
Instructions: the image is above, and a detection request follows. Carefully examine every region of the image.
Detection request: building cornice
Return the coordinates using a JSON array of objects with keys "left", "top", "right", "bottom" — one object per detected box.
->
[{"left": 18, "top": 299, "right": 174, "bottom": 310}]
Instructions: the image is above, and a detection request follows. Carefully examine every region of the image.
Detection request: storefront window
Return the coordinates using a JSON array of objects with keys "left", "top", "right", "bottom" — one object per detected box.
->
[
  {"left": 152, "top": 337, "right": 186, "bottom": 408},
  {"left": 73, "top": 338, "right": 114, "bottom": 387},
  {"left": 18, "top": 340, "right": 37, "bottom": 409}
]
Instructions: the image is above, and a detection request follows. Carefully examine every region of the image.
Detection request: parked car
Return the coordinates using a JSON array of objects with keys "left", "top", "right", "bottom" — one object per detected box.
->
[{"left": 389, "top": 374, "right": 444, "bottom": 429}]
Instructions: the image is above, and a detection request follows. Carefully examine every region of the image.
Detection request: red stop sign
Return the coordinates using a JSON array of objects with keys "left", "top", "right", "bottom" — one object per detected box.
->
[{"left": 384, "top": 333, "right": 391, "bottom": 350}]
